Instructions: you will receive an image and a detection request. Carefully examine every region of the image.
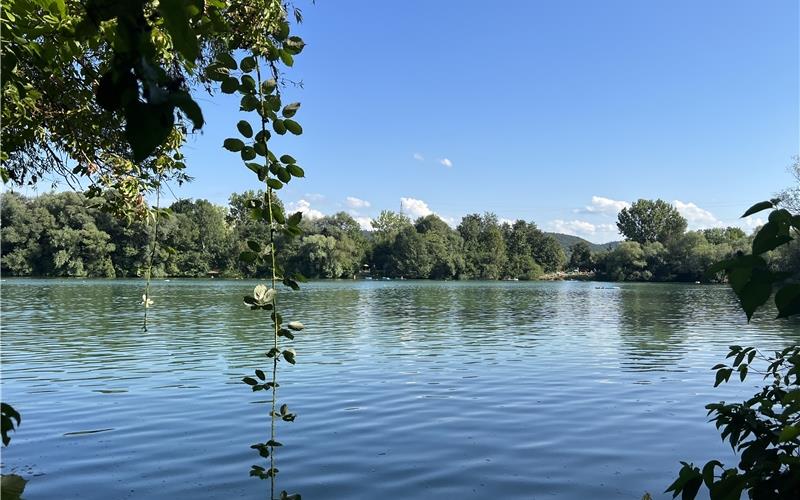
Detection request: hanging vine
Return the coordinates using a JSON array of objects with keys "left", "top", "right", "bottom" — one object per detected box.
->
[
  {"left": 141, "top": 174, "right": 163, "bottom": 332},
  {"left": 212, "top": 5, "right": 306, "bottom": 498}
]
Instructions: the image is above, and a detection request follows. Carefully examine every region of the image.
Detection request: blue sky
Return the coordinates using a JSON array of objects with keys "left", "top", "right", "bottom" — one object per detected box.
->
[{"left": 183, "top": 1, "right": 795, "bottom": 241}]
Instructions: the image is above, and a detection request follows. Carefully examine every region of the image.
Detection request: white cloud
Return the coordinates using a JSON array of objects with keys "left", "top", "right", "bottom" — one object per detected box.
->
[
  {"left": 345, "top": 196, "right": 371, "bottom": 209},
  {"left": 439, "top": 158, "right": 453, "bottom": 168},
  {"left": 400, "top": 197, "right": 434, "bottom": 219},
  {"left": 304, "top": 193, "right": 325, "bottom": 202},
  {"left": 286, "top": 199, "right": 324, "bottom": 220},
  {"left": 548, "top": 219, "right": 621, "bottom": 242},
  {"left": 400, "top": 197, "right": 433, "bottom": 218},
  {"left": 578, "top": 196, "right": 630, "bottom": 214},
  {"left": 672, "top": 200, "right": 722, "bottom": 229},
  {"left": 499, "top": 217, "right": 516, "bottom": 226},
  {"left": 413, "top": 153, "right": 424, "bottom": 161},
  {"left": 354, "top": 216, "right": 373, "bottom": 230}
]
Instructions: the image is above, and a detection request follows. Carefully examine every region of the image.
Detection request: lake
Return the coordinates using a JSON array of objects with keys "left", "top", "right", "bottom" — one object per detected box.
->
[{"left": 1, "top": 279, "right": 798, "bottom": 499}]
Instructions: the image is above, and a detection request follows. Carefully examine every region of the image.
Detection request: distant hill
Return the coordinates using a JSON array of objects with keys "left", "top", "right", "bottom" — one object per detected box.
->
[{"left": 545, "top": 232, "right": 620, "bottom": 254}]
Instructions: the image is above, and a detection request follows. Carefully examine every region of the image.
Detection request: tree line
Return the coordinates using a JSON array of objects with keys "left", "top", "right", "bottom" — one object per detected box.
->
[{"left": 2, "top": 192, "right": 797, "bottom": 281}]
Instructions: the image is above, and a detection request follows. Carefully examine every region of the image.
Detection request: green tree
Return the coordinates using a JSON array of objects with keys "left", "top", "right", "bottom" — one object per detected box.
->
[
  {"left": 776, "top": 156, "right": 800, "bottom": 213},
  {"left": 568, "top": 241, "right": 594, "bottom": 271},
  {"left": 617, "top": 199, "right": 688, "bottom": 244},
  {"left": 459, "top": 213, "right": 507, "bottom": 279},
  {"left": 597, "top": 241, "right": 647, "bottom": 281},
  {"left": 415, "top": 215, "right": 464, "bottom": 279}
]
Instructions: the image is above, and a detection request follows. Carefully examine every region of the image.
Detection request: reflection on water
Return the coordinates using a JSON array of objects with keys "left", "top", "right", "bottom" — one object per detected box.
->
[{"left": 1, "top": 279, "right": 798, "bottom": 499}]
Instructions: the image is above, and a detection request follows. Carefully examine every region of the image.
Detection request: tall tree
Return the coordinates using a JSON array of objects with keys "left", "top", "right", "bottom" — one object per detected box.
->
[
  {"left": 568, "top": 241, "right": 594, "bottom": 271},
  {"left": 617, "top": 199, "right": 687, "bottom": 244},
  {"left": 458, "top": 213, "right": 507, "bottom": 279}
]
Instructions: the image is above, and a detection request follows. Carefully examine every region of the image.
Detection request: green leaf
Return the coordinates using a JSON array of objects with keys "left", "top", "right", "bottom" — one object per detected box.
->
[
  {"left": 255, "top": 369, "right": 266, "bottom": 381},
  {"left": 262, "top": 79, "right": 277, "bottom": 94},
  {"left": 267, "top": 178, "right": 283, "bottom": 190},
  {"left": 275, "top": 21, "right": 290, "bottom": 41},
  {"left": 279, "top": 49, "right": 294, "bottom": 67},
  {"left": 284, "top": 36, "right": 306, "bottom": 55},
  {"left": 240, "top": 94, "right": 259, "bottom": 112},
  {"left": 169, "top": 91, "right": 204, "bottom": 130},
  {"left": 714, "top": 368, "right": 732, "bottom": 387},
  {"left": 775, "top": 284, "right": 800, "bottom": 318},
  {"left": 279, "top": 154, "right": 296, "bottom": 164},
  {"left": 701, "top": 460, "right": 722, "bottom": 488},
  {"left": 237, "top": 121, "right": 253, "bottom": 138},
  {"left": 241, "top": 147, "right": 257, "bottom": 161},
  {"left": 223, "top": 138, "right": 245, "bottom": 152},
  {"left": 273, "top": 120, "right": 287, "bottom": 135},
  {"left": 741, "top": 200, "right": 774, "bottom": 218},
  {"left": 221, "top": 77, "right": 239, "bottom": 94},
  {"left": 288, "top": 211, "right": 302, "bottom": 226},
  {"left": 282, "top": 349, "right": 296, "bottom": 364},
  {"left": 254, "top": 142, "right": 267, "bottom": 157},
  {"left": 217, "top": 52, "right": 238, "bottom": 70},
  {"left": 270, "top": 203, "right": 286, "bottom": 224},
  {"left": 125, "top": 102, "right": 174, "bottom": 162},
  {"left": 240, "top": 251, "right": 257, "bottom": 263},
  {"left": 240, "top": 56, "right": 257, "bottom": 72},
  {"left": 276, "top": 167, "right": 291, "bottom": 183},
  {"left": 738, "top": 279, "right": 772, "bottom": 322},
  {"left": 206, "top": 64, "right": 229, "bottom": 81},
  {"left": 158, "top": 0, "right": 200, "bottom": 61},
  {"left": 282, "top": 102, "right": 301, "bottom": 118},
  {"left": 752, "top": 221, "right": 792, "bottom": 255},
  {"left": 247, "top": 240, "right": 261, "bottom": 252},
  {"left": 240, "top": 75, "right": 257, "bottom": 93},
  {"left": 255, "top": 130, "right": 271, "bottom": 143},
  {"left": 287, "top": 165, "right": 305, "bottom": 178},
  {"left": 242, "top": 377, "right": 258, "bottom": 385},
  {"left": 284, "top": 119, "right": 303, "bottom": 135}
]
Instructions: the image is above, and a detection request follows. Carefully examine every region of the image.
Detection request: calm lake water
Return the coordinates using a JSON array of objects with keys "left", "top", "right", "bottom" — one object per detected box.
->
[{"left": 1, "top": 279, "right": 798, "bottom": 499}]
